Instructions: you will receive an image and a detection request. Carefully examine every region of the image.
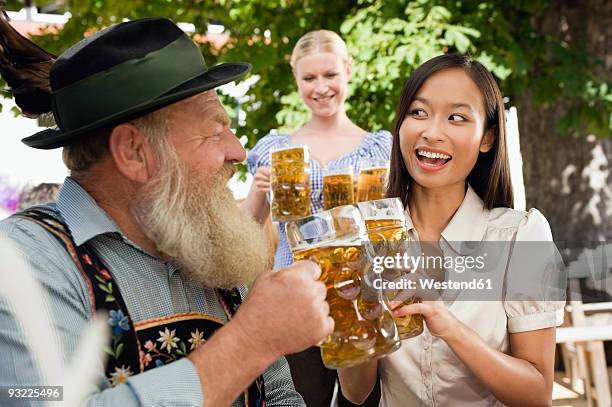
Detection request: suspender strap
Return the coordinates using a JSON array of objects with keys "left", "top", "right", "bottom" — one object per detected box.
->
[{"left": 12, "top": 208, "right": 142, "bottom": 381}]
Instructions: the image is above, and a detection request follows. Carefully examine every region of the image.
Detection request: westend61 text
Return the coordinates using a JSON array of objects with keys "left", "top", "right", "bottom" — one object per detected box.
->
[
  {"left": 373, "top": 278, "right": 493, "bottom": 291},
  {"left": 372, "top": 253, "right": 486, "bottom": 274}
]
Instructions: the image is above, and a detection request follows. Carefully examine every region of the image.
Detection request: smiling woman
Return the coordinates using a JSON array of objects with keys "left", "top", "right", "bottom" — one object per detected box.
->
[
  {"left": 389, "top": 55, "right": 513, "bottom": 210},
  {"left": 337, "top": 53, "right": 564, "bottom": 407},
  {"left": 242, "top": 30, "right": 392, "bottom": 271},
  {"left": 400, "top": 67, "right": 495, "bottom": 186}
]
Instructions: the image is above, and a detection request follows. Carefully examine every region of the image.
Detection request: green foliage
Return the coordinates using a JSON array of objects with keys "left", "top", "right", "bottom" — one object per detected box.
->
[
  {"left": 336, "top": 0, "right": 505, "bottom": 132},
  {"left": 1, "top": 0, "right": 610, "bottom": 145},
  {"left": 4, "top": 1, "right": 20, "bottom": 11},
  {"left": 4, "top": 0, "right": 66, "bottom": 13}
]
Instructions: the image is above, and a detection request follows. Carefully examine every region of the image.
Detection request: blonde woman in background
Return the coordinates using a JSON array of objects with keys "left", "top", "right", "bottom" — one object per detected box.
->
[{"left": 242, "top": 30, "right": 391, "bottom": 407}]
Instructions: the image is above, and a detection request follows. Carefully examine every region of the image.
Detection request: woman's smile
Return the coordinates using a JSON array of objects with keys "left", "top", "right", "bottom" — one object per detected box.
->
[{"left": 414, "top": 146, "right": 453, "bottom": 171}]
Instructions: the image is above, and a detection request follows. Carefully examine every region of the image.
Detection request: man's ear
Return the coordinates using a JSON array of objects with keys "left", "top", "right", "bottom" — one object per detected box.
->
[
  {"left": 108, "top": 123, "right": 155, "bottom": 183},
  {"left": 479, "top": 128, "right": 494, "bottom": 153}
]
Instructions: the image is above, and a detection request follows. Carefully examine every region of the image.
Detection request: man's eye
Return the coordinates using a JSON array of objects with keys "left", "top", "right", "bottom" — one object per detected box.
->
[
  {"left": 325, "top": 73, "right": 338, "bottom": 78},
  {"left": 303, "top": 76, "right": 314, "bottom": 81}
]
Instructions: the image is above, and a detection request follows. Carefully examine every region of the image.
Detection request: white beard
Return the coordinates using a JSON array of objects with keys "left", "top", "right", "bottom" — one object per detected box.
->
[{"left": 131, "top": 146, "right": 271, "bottom": 288}]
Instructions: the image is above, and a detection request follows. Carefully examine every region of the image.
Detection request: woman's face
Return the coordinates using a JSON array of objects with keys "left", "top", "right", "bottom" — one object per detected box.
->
[
  {"left": 399, "top": 68, "right": 493, "bottom": 190},
  {"left": 294, "top": 52, "right": 350, "bottom": 118}
]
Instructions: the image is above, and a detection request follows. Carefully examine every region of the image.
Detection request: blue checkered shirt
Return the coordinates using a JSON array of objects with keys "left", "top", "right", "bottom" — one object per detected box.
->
[
  {"left": 0, "top": 177, "right": 304, "bottom": 406},
  {"left": 247, "top": 130, "right": 392, "bottom": 270}
]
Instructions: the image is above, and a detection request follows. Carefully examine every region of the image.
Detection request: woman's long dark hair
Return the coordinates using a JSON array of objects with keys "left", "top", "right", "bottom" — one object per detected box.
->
[{"left": 387, "top": 53, "right": 513, "bottom": 209}]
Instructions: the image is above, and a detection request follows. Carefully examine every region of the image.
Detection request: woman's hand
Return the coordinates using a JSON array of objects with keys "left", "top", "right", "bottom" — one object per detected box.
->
[
  {"left": 390, "top": 300, "right": 463, "bottom": 342},
  {"left": 252, "top": 166, "right": 271, "bottom": 194},
  {"left": 240, "top": 166, "right": 272, "bottom": 224}
]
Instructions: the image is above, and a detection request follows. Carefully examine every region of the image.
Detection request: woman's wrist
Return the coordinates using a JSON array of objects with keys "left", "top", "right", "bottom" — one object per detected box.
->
[{"left": 439, "top": 314, "right": 468, "bottom": 345}]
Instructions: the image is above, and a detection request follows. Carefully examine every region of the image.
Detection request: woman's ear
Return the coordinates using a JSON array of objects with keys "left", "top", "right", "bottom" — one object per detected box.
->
[
  {"left": 479, "top": 128, "right": 494, "bottom": 153},
  {"left": 346, "top": 58, "right": 353, "bottom": 80}
]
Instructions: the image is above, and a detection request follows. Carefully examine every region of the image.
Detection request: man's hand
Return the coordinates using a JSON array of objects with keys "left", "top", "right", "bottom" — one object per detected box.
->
[
  {"left": 188, "top": 260, "right": 332, "bottom": 406},
  {"left": 232, "top": 260, "right": 334, "bottom": 359}
]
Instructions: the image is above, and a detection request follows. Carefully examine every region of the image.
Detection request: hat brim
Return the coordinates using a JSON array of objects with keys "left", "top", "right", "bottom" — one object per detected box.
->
[{"left": 22, "top": 61, "right": 251, "bottom": 149}]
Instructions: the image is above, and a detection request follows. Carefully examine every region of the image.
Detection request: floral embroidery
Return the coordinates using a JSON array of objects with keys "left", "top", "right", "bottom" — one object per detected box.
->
[
  {"left": 188, "top": 329, "right": 206, "bottom": 350},
  {"left": 157, "top": 328, "right": 180, "bottom": 352},
  {"left": 139, "top": 328, "right": 202, "bottom": 368},
  {"left": 45, "top": 219, "right": 66, "bottom": 232},
  {"left": 109, "top": 310, "right": 130, "bottom": 336},
  {"left": 109, "top": 365, "right": 133, "bottom": 387},
  {"left": 99, "top": 268, "right": 112, "bottom": 280},
  {"left": 82, "top": 253, "right": 93, "bottom": 266},
  {"left": 139, "top": 350, "right": 153, "bottom": 368},
  {"left": 144, "top": 340, "right": 155, "bottom": 351},
  {"left": 88, "top": 253, "right": 130, "bottom": 371}
]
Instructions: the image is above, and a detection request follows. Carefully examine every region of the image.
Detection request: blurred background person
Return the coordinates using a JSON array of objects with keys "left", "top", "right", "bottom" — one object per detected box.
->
[{"left": 17, "top": 182, "right": 60, "bottom": 210}]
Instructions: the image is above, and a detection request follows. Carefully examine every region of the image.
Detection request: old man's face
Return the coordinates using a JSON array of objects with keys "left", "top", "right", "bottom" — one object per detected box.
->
[
  {"left": 165, "top": 90, "right": 247, "bottom": 184},
  {"left": 131, "top": 91, "right": 271, "bottom": 288}
]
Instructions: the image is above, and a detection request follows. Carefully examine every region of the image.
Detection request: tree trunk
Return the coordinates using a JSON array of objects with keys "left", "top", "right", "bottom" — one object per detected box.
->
[
  {"left": 517, "top": 0, "right": 612, "bottom": 366},
  {"left": 517, "top": 0, "right": 612, "bottom": 245}
]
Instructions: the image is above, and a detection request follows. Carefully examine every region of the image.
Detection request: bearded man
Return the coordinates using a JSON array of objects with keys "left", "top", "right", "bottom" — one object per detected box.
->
[{"left": 0, "top": 16, "right": 333, "bottom": 406}]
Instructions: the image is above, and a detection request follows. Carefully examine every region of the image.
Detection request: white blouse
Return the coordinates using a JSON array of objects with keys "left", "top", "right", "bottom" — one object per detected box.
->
[{"left": 378, "top": 185, "right": 565, "bottom": 407}]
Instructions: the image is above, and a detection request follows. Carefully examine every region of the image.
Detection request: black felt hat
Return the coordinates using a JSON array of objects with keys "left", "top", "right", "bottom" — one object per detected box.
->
[{"left": 21, "top": 17, "right": 250, "bottom": 149}]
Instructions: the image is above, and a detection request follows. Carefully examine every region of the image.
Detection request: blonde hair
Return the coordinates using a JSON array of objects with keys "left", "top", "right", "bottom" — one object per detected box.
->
[{"left": 290, "top": 30, "right": 352, "bottom": 70}]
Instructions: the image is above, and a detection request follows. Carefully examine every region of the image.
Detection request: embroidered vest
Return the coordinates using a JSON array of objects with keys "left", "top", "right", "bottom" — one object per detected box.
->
[{"left": 13, "top": 208, "right": 265, "bottom": 406}]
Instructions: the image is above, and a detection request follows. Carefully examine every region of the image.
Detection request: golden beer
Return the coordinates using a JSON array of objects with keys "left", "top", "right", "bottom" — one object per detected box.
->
[
  {"left": 294, "top": 244, "right": 400, "bottom": 368},
  {"left": 356, "top": 167, "right": 389, "bottom": 202},
  {"left": 323, "top": 173, "right": 355, "bottom": 210},
  {"left": 270, "top": 146, "right": 311, "bottom": 221},
  {"left": 358, "top": 199, "right": 424, "bottom": 340},
  {"left": 365, "top": 218, "right": 406, "bottom": 242},
  {"left": 393, "top": 298, "right": 424, "bottom": 340}
]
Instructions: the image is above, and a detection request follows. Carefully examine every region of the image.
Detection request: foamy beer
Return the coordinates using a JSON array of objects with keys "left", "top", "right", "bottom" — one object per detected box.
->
[
  {"left": 286, "top": 205, "right": 400, "bottom": 369},
  {"left": 323, "top": 165, "right": 355, "bottom": 210},
  {"left": 270, "top": 144, "right": 311, "bottom": 221},
  {"left": 356, "top": 158, "right": 389, "bottom": 202},
  {"left": 357, "top": 198, "right": 424, "bottom": 340}
]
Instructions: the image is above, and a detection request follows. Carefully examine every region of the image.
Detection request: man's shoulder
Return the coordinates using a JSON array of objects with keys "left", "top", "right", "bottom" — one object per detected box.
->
[
  {"left": 0, "top": 205, "right": 80, "bottom": 275},
  {"left": 0, "top": 204, "right": 61, "bottom": 245},
  {"left": 0, "top": 206, "right": 92, "bottom": 308}
]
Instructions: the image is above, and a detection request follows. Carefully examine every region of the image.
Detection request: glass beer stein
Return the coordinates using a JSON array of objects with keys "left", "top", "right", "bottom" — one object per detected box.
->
[
  {"left": 357, "top": 198, "right": 424, "bottom": 340},
  {"left": 323, "top": 165, "right": 355, "bottom": 210},
  {"left": 356, "top": 158, "right": 389, "bottom": 202},
  {"left": 270, "top": 144, "right": 311, "bottom": 221},
  {"left": 286, "top": 204, "right": 401, "bottom": 369}
]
